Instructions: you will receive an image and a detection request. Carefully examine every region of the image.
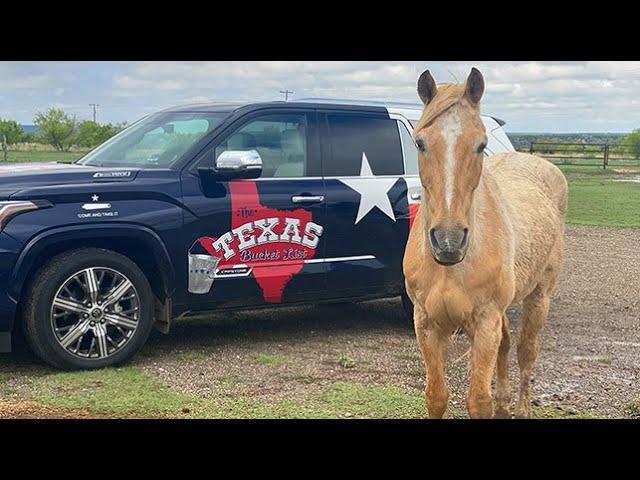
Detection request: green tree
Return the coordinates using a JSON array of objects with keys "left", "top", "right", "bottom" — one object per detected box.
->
[
  {"left": 75, "top": 120, "right": 126, "bottom": 148},
  {"left": 75, "top": 120, "right": 102, "bottom": 148},
  {"left": 34, "top": 109, "right": 77, "bottom": 151},
  {"left": 624, "top": 129, "right": 640, "bottom": 159},
  {"left": 0, "top": 119, "right": 25, "bottom": 144},
  {"left": 22, "top": 131, "right": 37, "bottom": 143}
]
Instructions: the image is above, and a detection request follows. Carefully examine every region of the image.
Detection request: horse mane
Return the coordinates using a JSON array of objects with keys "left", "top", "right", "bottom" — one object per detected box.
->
[{"left": 413, "top": 82, "right": 467, "bottom": 133}]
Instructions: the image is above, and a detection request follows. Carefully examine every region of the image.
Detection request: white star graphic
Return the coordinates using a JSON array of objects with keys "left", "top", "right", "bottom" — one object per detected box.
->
[
  {"left": 91, "top": 194, "right": 99, "bottom": 202},
  {"left": 338, "top": 152, "right": 398, "bottom": 225}
]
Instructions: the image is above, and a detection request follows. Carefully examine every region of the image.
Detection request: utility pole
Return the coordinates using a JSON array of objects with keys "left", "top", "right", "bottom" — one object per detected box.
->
[
  {"left": 89, "top": 104, "right": 100, "bottom": 123},
  {"left": 279, "top": 90, "right": 293, "bottom": 102}
]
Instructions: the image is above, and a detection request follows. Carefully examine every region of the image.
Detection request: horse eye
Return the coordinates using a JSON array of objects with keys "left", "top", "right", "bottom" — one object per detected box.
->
[
  {"left": 416, "top": 139, "right": 427, "bottom": 153},
  {"left": 477, "top": 142, "right": 487, "bottom": 154}
]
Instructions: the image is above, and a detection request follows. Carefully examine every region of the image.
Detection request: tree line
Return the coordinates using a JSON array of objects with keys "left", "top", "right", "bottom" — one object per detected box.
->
[
  {"left": 3, "top": 109, "right": 640, "bottom": 159},
  {"left": 627, "top": 130, "right": 640, "bottom": 158},
  {"left": 0, "top": 109, "right": 127, "bottom": 151}
]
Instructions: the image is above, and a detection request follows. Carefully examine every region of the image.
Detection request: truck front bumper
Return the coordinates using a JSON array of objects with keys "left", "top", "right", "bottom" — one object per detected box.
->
[
  {"left": 0, "top": 233, "right": 22, "bottom": 352},
  {"left": 0, "top": 289, "right": 18, "bottom": 353}
]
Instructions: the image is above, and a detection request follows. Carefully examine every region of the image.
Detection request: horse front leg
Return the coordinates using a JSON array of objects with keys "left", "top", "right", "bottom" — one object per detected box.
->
[
  {"left": 414, "top": 307, "right": 449, "bottom": 419},
  {"left": 516, "top": 287, "right": 550, "bottom": 418},
  {"left": 494, "top": 314, "right": 512, "bottom": 418},
  {"left": 467, "top": 309, "right": 503, "bottom": 419}
]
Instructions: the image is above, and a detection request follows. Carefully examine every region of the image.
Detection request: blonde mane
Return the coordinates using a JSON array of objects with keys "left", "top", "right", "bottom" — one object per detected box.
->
[{"left": 413, "top": 82, "right": 468, "bottom": 134}]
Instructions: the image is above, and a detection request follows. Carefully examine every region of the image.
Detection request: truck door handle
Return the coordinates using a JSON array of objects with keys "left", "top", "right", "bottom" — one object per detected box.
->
[{"left": 291, "top": 195, "right": 325, "bottom": 204}]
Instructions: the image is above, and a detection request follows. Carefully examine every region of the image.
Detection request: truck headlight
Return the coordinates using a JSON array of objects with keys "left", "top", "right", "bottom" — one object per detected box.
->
[{"left": 0, "top": 201, "right": 39, "bottom": 231}]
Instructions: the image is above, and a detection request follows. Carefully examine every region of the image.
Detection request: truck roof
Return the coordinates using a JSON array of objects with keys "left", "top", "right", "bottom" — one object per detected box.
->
[
  {"left": 161, "top": 98, "right": 420, "bottom": 112},
  {"left": 160, "top": 98, "right": 505, "bottom": 125}
]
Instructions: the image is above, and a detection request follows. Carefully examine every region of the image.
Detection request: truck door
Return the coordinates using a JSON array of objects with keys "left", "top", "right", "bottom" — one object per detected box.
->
[
  {"left": 319, "top": 110, "right": 410, "bottom": 298},
  {"left": 179, "top": 109, "right": 327, "bottom": 309}
]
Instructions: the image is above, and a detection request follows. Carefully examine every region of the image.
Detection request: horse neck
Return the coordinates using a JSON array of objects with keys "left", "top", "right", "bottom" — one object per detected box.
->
[{"left": 466, "top": 172, "right": 493, "bottom": 259}]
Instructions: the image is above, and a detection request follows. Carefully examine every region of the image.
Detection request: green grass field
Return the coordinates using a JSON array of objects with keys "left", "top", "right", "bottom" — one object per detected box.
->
[
  {"left": 26, "top": 366, "right": 597, "bottom": 419},
  {"left": 557, "top": 165, "right": 640, "bottom": 227},
  {"left": 30, "top": 367, "right": 437, "bottom": 419},
  {"left": 1, "top": 150, "right": 84, "bottom": 163}
]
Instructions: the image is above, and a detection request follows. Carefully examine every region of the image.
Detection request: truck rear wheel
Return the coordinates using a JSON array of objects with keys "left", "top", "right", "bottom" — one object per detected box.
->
[{"left": 22, "top": 248, "right": 155, "bottom": 370}]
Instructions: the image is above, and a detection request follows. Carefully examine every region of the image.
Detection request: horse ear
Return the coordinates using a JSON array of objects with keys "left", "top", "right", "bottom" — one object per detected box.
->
[
  {"left": 465, "top": 67, "right": 485, "bottom": 104},
  {"left": 417, "top": 70, "right": 438, "bottom": 105}
]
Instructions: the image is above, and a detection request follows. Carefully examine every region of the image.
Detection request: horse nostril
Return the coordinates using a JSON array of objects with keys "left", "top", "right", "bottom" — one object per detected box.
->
[
  {"left": 429, "top": 228, "right": 440, "bottom": 250},
  {"left": 460, "top": 228, "right": 469, "bottom": 249}
]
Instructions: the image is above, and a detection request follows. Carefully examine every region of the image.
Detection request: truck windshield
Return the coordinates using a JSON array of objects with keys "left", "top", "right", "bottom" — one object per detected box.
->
[{"left": 77, "top": 111, "right": 230, "bottom": 168}]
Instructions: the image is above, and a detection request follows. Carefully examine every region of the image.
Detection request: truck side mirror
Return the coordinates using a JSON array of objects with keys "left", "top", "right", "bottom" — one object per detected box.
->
[{"left": 199, "top": 150, "right": 263, "bottom": 181}]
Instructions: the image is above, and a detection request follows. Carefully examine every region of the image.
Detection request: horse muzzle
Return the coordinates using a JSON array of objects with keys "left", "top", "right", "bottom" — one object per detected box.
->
[{"left": 428, "top": 226, "right": 469, "bottom": 266}]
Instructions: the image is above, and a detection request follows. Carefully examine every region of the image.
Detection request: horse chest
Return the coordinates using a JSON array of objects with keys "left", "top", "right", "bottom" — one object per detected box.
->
[
  {"left": 411, "top": 258, "right": 512, "bottom": 329},
  {"left": 424, "top": 280, "right": 474, "bottom": 327}
]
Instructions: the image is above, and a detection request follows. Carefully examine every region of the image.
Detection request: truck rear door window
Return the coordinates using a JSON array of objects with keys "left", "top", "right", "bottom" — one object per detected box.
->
[
  {"left": 324, "top": 114, "right": 403, "bottom": 176},
  {"left": 398, "top": 121, "right": 418, "bottom": 175}
]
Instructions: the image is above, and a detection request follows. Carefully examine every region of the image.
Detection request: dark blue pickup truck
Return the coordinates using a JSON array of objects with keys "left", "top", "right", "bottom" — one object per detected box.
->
[{"left": 0, "top": 99, "right": 514, "bottom": 369}]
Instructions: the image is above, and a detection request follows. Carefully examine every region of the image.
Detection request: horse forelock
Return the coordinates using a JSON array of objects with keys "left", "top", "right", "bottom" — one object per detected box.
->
[{"left": 413, "top": 83, "right": 469, "bottom": 134}]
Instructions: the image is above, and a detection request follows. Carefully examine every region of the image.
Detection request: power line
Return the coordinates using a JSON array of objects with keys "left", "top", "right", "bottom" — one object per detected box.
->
[{"left": 89, "top": 103, "right": 100, "bottom": 123}]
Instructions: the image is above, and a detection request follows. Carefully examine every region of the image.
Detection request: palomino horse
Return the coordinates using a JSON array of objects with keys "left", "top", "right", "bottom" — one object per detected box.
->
[{"left": 403, "top": 68, "right": 568, "bottom": 419}]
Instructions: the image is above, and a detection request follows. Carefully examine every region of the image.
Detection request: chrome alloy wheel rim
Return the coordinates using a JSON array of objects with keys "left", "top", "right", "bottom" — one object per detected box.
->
[{"left": 50, "top": 267, "right": 140, "bottom": 359}]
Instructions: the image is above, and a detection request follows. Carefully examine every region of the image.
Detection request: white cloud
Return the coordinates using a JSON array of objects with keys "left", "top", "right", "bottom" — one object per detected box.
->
[
  {"left": 114, "top": 75, "right": 183, "bottom": 90},
  {"left": 1, "top": 61, "right": 640, "bottom": 131}
]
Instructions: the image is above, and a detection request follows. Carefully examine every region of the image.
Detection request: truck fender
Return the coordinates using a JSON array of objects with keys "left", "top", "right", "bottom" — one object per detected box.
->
[{"left": 10, "top": 223, "right": 176, "bottom": 303}]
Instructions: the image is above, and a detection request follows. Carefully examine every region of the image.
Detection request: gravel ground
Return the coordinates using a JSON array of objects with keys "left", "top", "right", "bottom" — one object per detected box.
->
[
  {"left": 0, "top": 400, "right": 104, "bottom": 419},
  {"left": 1, "top": 225, "right": 638, "bottom": 418}
]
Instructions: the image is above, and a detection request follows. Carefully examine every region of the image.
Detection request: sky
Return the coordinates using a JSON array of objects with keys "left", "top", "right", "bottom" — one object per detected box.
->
[{"left": 1, "top": 61, "right": 639, "bottom": 133}]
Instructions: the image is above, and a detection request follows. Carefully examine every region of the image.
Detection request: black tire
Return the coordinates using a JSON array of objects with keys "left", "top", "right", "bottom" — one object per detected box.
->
[
  {"left": 22, "top": 248, "right": 155, "bottom": 370},
  {"left": 401, "top": 291, "right": 414, "bottom": 325}
]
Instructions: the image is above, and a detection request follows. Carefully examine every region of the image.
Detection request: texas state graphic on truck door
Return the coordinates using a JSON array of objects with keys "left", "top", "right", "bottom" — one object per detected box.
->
[{"left": 191, "top": 181, "right": 324, "bottom": 303}]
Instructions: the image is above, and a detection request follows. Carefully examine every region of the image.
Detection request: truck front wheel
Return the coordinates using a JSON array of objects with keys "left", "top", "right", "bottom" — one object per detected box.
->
[{"left": 22, "top": 248, "right": 155, "bottom": 370}]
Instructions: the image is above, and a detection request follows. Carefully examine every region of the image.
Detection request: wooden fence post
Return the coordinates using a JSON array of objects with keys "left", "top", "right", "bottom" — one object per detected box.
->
[
  {"left": 1, "top": 135, "right": 7, "bottom": 163},
  {"left": 529, "top": 142, "right": 534, "bottom": 154},
  {"left": 603, "top": 142, "right": 609, "bottom": 169}
]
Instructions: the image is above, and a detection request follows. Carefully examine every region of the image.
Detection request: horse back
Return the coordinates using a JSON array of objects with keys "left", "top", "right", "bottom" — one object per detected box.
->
[
  {"left": 486, "top": 153, "right": 568, "bottom": 216},
  {"left": 485, "top": 152, "right": 568, "bottom": 303}
]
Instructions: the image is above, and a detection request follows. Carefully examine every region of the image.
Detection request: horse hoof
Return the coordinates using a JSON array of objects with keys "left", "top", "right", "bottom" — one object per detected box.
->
[{"left": 493, "top": 407, "right": 511, "bottom": 419}]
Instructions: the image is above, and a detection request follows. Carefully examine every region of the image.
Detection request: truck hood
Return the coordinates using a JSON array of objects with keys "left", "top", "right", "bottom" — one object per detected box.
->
[{"left": 0, "top": 162, "right": 141, "bottom": 199}]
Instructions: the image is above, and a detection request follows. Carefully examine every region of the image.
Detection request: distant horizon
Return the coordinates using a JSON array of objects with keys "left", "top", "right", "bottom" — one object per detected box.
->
[{"left": 16, "top": 123, "right": 633, "bottom": 136}]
